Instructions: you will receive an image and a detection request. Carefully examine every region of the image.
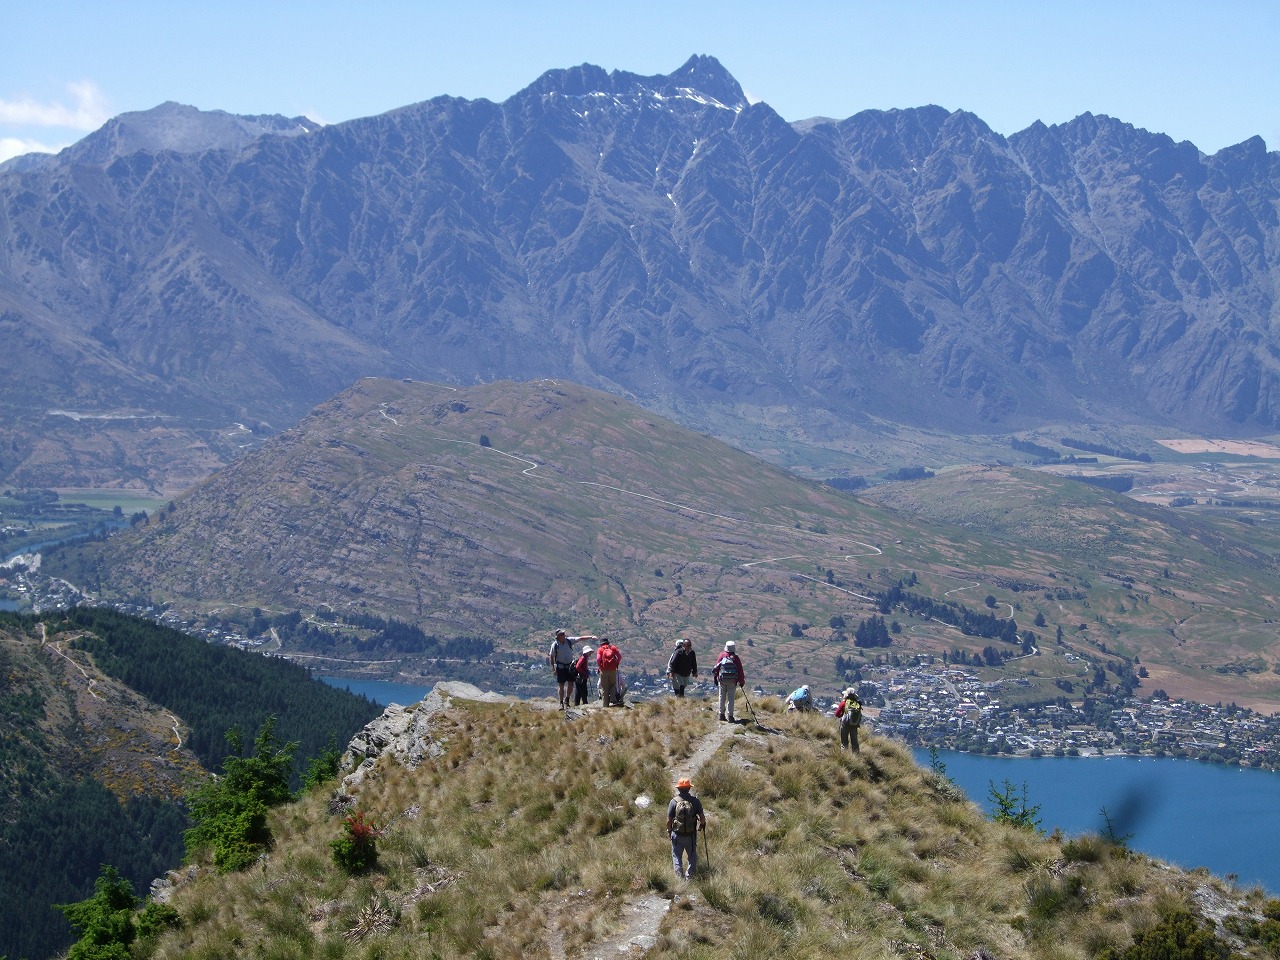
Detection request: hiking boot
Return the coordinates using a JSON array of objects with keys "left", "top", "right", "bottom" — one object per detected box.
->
[{"left": 718, "top": 713, "right": 726, "bottom": 721}]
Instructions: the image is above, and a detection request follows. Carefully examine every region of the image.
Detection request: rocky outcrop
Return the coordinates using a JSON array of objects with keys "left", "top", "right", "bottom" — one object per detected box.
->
[{"left": 340, "top": 682, "right": 508, "bottom": 790}]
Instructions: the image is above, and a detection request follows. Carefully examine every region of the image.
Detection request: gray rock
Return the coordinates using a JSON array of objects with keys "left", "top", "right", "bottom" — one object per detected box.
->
[{"left": 340, "top": 682, "right": 506, "bottom": 791}]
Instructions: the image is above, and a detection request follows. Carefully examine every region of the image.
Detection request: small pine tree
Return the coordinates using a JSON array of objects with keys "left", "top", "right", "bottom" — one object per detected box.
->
[
  {"left": 185, "top": 717, "right": 296, "bottom": 872},
  {"left": 987, "top": 779, "right": 1042, "bottom": 832},
  {"left": 56, "top": 865, "right": 137, "bottom": 960}
]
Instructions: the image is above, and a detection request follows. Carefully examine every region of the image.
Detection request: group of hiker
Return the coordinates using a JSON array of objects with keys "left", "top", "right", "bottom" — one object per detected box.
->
[
  {"left": 548, "top": 630, "right": 626, "bottom": 709},
  {"left": 662, "top": 634, "right": 750, "bottom": 723},
  {"left": 786, "top": 683, "right": 862, "bottom": 751},
  {"left": 551, "top": 628, "right": 864, "bottom": 882},
  {"left": 547, "top": 630, "right": 862, "bottom": 748}
]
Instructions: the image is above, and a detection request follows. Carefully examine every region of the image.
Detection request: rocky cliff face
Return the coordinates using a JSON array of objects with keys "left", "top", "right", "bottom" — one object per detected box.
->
[{"left": 1, "top": 55, "right": 1278, "bottom": 485}]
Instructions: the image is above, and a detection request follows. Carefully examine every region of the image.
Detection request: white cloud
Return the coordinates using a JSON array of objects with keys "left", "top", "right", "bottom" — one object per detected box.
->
[
  {"left": 0, "top": 81, "right": 110, "bottom": 130},
  {"left": 0, "top": 136, "right": 66, "bottom": 164}
]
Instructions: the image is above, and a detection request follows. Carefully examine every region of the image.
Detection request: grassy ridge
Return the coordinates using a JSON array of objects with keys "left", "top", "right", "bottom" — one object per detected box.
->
[{"left": 150, "top": 694, "right": 1279, "bottom": 960}]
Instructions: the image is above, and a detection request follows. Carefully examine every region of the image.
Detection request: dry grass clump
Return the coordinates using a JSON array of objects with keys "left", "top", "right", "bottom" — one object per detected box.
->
[{"left": 149, "top": 694, "right": 1271, "bottom": 960}]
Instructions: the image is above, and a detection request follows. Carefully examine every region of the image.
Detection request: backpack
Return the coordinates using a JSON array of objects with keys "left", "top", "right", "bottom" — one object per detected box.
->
[
  {"left": 717, "top": 655, "right": 738, "bottom": 681},
  {"left": 840, "top": 697, "right": 862, "bottom": 727},
  {"left": 672, "top": 796, "right": 698, "bottom": 835},
  {"left": 599, "top": 645, "right": 621, "bottom": 670}
]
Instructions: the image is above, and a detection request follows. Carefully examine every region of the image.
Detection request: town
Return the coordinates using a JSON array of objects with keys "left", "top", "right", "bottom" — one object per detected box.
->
[
  {"left": 6, "top": 555, "right": 1280, "bottom": 771},
  {"left": 862, "top": 658, "right": 1280, "bottom": 769}
]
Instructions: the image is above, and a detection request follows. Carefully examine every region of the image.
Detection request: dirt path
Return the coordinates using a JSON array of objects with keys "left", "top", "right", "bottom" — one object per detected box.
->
[
  {"left": 546, "top": 719, "right": 741, "bottom": 959},
  {"left": 40, "top": 622, "right": 102, "bottom": 700}
]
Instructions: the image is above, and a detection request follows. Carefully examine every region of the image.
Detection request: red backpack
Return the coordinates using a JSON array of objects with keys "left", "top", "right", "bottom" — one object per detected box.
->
[{"left": 598, "top": 644, "right": 621, "bottom": 669}]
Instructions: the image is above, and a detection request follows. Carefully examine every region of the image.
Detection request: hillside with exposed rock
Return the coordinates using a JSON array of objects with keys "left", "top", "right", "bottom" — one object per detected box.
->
[
  {"left": 46, "top": 378, "right": 1280, "bottom": 709},
  {"left": 2, "top": 56, "right": 1279, "bottom": 489}
]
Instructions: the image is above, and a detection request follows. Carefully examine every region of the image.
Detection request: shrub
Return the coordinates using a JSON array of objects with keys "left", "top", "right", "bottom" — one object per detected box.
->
[
  {"left": 55, "top": 865, "right": 137, "bottom": 960},
  {"left": 332, "top": 810, "right": 379, "bottom": 875},
  {"left": 988, "top": 779, "right": 1042, "bottom": 832},
  {"left": 1096, "top": 908, "right": 1230, "bottom": 960},
  {"left": 184, "top": 718, "right": 296, "bottom": 872}
]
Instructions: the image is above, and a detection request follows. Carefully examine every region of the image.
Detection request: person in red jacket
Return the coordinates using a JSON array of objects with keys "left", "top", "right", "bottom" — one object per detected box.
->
[
  {"left": 711, "top": 640, "right": 745, "bottom": 722},
  {"left": 595, "top": 638, "right": 622, "bottom": 707}
]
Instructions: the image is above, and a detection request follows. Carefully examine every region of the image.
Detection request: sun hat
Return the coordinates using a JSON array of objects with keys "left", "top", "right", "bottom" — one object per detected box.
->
[
  {"left": 582, "top": 645, "right": 594, "bottom": 655},
  {"left": 724, "top": 640, "right": 736, "bottom": 651},
  {"left": 676, "top": 777, "right": 692, "bottom": 789}
]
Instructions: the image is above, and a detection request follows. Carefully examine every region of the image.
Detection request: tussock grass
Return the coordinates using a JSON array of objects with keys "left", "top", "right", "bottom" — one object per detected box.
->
[{"left": 151, "top": 695, "right": 1272, "bottom": 960}]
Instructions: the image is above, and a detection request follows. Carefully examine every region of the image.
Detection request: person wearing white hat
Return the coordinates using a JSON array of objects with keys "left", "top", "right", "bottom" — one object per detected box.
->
[
  {"left": 711, "top": 640, "right": 745, "bottom": 722},
  {"left": 550, "top": 629, "right": 597, "bottom": 709},
  {"left": 572, "top": 644, "right": 594, "bottom": 706},
  {"left": 786, "top": 684, "right": 815, "bottom": 713},
  {"left": 835, "top": 686, "right": 862, "bottom": 752}
]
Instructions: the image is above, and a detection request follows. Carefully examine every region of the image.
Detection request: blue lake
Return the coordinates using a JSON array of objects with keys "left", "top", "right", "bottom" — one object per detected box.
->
[
  {"left": 321, "top": 676, "right": 433, "bottom": 706},
  {"left": 916, "top": 749, "right": 1280, "bottom": 894}
]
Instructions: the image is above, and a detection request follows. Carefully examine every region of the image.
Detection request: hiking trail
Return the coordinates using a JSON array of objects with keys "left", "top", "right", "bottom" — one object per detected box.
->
[{"left": 546, "top": 718, "right": 743, "bottom": 960}]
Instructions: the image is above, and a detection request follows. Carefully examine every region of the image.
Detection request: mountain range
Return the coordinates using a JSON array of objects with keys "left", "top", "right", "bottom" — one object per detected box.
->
[{"left": 2, "top": 55, "right": 1278, "bottom": 491}]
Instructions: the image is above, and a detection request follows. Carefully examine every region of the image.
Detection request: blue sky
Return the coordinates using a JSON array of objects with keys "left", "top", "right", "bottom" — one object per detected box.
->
[{"left": 3, "top": 0, "right": 1277, "bottom": 164}]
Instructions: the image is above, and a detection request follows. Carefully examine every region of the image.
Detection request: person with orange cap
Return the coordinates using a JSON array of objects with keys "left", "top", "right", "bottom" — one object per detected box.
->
[{"left": 666, "top": 777, "right": 706, "bottom": 880}]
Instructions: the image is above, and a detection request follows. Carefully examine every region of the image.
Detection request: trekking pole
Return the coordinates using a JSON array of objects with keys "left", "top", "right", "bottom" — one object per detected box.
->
[{"left": 741, "top": 687, "right": 760, "bottom": 726}]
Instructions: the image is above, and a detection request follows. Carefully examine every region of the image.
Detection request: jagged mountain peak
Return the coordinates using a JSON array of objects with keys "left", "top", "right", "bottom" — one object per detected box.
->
[
  {"left": 3, "top": 55, "right": 1280, "bottom": 492},
  {"left": 521, "top": 54, "right": 747, "bottom": 112},
  {"left": 667, "top": 53, "right": 748, "bottom": 109}
]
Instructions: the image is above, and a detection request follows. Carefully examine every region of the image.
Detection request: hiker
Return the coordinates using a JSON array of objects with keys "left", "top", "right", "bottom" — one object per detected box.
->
[
  {"left": 835, "top": 686, "right": 862, "bottom": 752},
  {"left": 666, "top": 638, "right": 698, "bottom": 696},
  {"left": 711, "top": 640, "right": 745, "bottom": 722},
  {"left": 786, "top": 684, "right": 815, "bottom": 713},
  {"left": 666, "top": 777, "right": 706, "bottom": 880},
  {"left": 572, "top": 644, "right": 593, "bottom": 706},
  {"left": 595, "top": 637, "right": 622, "bottom": 706},
  {"left": 550, "top": 630, "right": 596, "bottom": 709}
]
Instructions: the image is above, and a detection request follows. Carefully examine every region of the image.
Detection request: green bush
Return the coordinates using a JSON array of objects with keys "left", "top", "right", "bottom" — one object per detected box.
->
[
  {"left": 1096, "top": 909, "right": 1230, "bottom": 960},
  {"left": 55, "top": 866, "right": 137, "bottom": 960},
  {"left": 331, "top": 810, "right": 379, "bottom": 875},
  {"left": 184, "top": 718, "right": 295, "bottom": 872}
]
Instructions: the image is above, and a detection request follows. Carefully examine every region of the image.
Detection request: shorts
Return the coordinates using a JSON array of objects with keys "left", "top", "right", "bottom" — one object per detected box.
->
[{"left": 555, "top": 664, "right": 575, "bottom": 683}]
